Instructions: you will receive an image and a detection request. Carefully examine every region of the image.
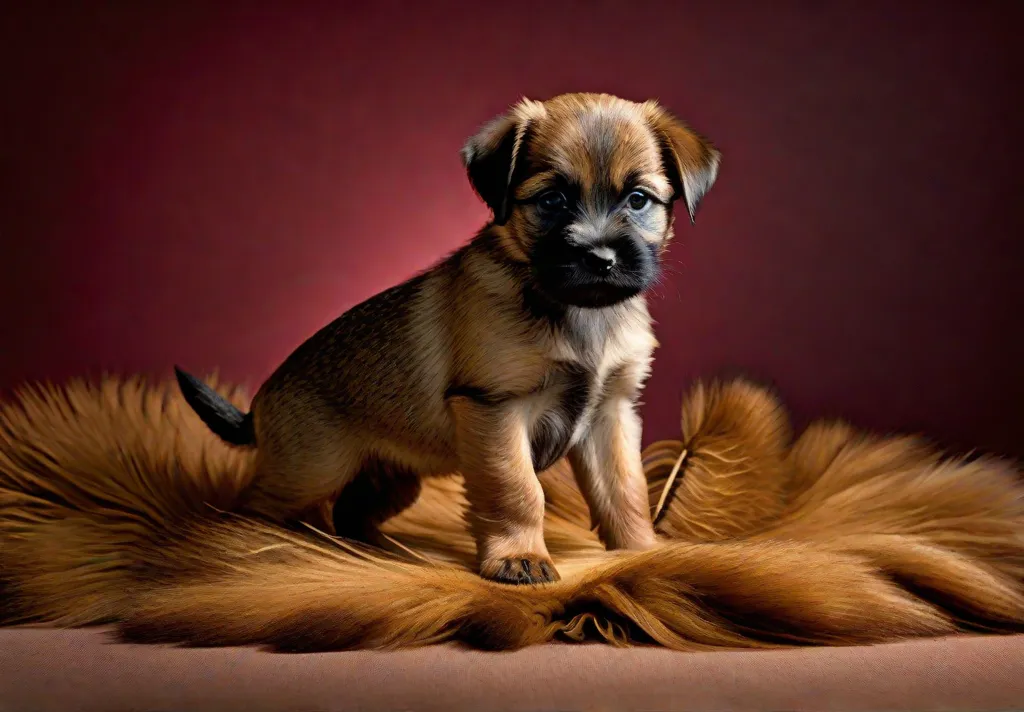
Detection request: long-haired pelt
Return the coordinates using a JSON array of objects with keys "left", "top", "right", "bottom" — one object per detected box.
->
[{"left": 1, "top": 376, "right": 1022, "bottom": 651}]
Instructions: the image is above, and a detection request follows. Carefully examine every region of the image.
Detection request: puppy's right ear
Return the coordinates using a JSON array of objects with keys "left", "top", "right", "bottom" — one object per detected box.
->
[{"left": 461, "top": 102, "right": 538, "bottom": 226}]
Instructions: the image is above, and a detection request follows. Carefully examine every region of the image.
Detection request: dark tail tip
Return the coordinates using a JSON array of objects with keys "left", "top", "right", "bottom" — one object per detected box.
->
[
  {"left": 173, "top": 364, "right": 198, "bottom": 393},
  {"left": 173, "top": 365, "right": 255, "bottom": 447}
]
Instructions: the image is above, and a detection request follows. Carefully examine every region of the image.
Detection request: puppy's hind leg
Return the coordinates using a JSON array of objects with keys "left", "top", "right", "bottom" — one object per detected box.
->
[
  {"left": 236, "top": 429, "right": 366, "bottom": 534},
  {"left": 330, "top": 457, "right": 423, "bottom": 547}
]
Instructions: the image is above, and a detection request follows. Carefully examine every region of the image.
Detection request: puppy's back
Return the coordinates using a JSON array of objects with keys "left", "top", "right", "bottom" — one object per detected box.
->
[{"left": 252, "top": 266, "right": 454, "bottom": 445}]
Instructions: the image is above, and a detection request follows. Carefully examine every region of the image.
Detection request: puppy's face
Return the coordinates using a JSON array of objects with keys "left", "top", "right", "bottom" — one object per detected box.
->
[{"left": 463, "top": 93, "right": 720, "bottom": 309}]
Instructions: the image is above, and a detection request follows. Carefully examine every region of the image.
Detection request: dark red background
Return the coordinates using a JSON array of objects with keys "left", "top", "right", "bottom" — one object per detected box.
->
[{"left": 2, "top": 2, "right": 1022, "bottom": 457}]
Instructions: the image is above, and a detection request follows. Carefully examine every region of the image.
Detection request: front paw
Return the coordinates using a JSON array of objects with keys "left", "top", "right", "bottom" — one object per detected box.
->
[{"left": 481, "top": 555, "right": 561, "bottom": 585}]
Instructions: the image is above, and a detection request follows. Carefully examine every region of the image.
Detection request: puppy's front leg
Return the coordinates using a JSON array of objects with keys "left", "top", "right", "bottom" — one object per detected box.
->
[
  {"left": 449, "top": 396, "right": 559, "bottom": 585},
  {"left": 568, "top": 397, "right": 657, "bottom": 551}
]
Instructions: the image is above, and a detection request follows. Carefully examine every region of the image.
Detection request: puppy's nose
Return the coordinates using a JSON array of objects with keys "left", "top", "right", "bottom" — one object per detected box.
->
[{"left": 582, "top": 246, "right": 616, "bottom": 275}]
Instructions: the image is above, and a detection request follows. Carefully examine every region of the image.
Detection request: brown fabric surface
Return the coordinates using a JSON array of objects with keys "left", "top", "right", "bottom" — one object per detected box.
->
[
  {"left": 2, "top": 628, "right": 1024, "bottom": 712},
  {"left": 3, "top": 378, "right": 1024, "bottom": 653}
]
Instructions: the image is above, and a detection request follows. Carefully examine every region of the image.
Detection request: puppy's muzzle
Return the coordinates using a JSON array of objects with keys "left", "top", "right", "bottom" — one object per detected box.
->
[{"left": 532, "top": 232, "right": 658, "bottom": 309}]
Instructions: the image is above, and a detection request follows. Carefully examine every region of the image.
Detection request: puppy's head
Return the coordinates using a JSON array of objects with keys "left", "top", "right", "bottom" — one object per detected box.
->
[{"left": 462, "top": 93, "right": 720, "bottom": 309}]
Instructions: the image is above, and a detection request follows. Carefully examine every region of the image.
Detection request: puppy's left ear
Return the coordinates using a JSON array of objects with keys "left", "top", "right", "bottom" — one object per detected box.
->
[
  {"left": 461, "top": 101, "right": 538, "bottom": 226},
  {"left": 645, "top": 103, "right": 721, "bottom": 224}
]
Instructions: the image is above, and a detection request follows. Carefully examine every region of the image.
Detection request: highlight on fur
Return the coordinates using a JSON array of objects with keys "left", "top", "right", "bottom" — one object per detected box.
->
[{"left": 1, "top": 375, "right": 1023, "bottom": 651}]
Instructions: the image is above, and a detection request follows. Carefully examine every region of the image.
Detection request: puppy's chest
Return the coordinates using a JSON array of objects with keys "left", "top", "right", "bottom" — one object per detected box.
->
[
  {"left": 525, "top": 313, "right": 651, "bottom": 473},
  {"left": 526, "top": 358, "right": 613, "bottom": 474}
]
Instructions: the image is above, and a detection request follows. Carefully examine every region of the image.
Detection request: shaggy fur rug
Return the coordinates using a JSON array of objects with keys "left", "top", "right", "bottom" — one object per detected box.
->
[{"left": 1, "top": 376, "right": 1023, "bottom": 652}]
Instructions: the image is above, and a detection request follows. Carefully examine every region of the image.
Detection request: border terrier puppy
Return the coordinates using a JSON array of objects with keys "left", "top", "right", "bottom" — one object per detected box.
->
[{"left": 175, "top": 92, "right": 720, "bottom": 584}]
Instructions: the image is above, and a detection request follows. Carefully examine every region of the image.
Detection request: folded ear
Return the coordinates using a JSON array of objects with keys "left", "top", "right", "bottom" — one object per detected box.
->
[
  {"left": 461, "top": 101, "right": 538, "bottom": 225},
  {"left": 644, "top": 103, "right": 721, "bottom": 224}
]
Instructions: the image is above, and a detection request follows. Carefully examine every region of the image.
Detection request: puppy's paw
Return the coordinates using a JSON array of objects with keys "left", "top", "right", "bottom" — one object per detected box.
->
[{"left": 481, "top": 555, "right": 560, "bottom": 585}]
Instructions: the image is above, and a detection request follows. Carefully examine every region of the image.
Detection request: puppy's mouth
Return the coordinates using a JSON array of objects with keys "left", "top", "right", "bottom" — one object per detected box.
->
[{"left": 531, "top": 234, "right": 659, "bottom": 309}]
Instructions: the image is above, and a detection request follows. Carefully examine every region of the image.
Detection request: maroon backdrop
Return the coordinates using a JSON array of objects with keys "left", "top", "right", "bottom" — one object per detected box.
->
[{"left": 2, "top": 2, "right": 1022, "bottom": 457}]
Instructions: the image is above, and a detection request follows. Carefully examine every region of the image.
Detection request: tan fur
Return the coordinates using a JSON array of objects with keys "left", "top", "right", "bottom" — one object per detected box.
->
[
  {"left": 185, "top": 92, "right": 720, "bottom": 583},
  {"left": 2, "top": 375, "right": 1023, "bottom": 651}
]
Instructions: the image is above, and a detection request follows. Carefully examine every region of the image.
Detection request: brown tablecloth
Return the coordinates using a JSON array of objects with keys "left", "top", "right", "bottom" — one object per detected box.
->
[{"left": 2, "top": 628, "right": 1024, "bottom": 711}]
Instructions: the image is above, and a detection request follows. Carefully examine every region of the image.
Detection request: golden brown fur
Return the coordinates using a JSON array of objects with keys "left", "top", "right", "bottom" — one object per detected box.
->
[
  {"left": 175, "top": 92, "right": 722, "bottom": 584},
  {"left": 2, "top": 375, "right": 1023, "bottom": 652}
]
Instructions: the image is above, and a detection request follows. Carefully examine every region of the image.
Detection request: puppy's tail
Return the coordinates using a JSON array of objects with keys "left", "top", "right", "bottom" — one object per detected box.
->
[{"left": 174, "top": 366, "right": 255, "bottom": 447}]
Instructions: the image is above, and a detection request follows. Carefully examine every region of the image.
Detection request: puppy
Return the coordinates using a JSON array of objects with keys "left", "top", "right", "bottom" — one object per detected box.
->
[{"left": 175, "top": 92, "right": 720, "bottom": 584}]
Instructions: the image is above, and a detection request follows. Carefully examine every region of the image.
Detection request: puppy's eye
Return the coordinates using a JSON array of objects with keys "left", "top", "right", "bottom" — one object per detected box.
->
[
  {"left": 536, "top": 190, "right": 567, "bottom": 213},
  {"left": 627, "top": 191, "right": 650, "bottom": 211}
]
